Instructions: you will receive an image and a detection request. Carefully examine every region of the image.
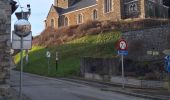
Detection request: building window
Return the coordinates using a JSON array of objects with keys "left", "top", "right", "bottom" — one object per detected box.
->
[
  {"left": 129, "top": 3, "right": 137, "bottom": 13},
  {"left": 104, "top": 0, "right": 112, "bottom": 13},
  {"left": 64, "top": 17, "right": 68, "bottom": 26},
  {"left": 51, "top": 19, "right": 54, "bottom": 28},
  {"left": 93, "top": 9, "right": 98, "bottom": 20},
  {"left": 77, "top": 14, "right": 83, "bottom": 24},
  {"left": 148, "top": 2, "right": 155, "bottom": 17}
]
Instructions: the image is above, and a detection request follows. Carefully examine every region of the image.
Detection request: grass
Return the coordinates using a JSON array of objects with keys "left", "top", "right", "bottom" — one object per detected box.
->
[{"left": 14, "top": 31, "right": 121, "bottom": 77}]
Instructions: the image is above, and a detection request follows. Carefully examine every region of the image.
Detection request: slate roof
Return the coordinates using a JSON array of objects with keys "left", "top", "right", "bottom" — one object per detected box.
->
[{"left": 55, "top": 0, "right": 97, "bottom": 15}]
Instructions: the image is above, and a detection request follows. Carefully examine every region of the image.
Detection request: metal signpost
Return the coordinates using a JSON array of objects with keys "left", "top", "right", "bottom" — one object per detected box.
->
[
  {"left": 25, "top": 50, "right": 29, "bottom": 64},
  {"left": 56, "top": 52, "right": 59, "bottom": 71},
  {"left": 46, "top": 51, "right": 51, "bottom": 75},
  {"left": 117, "top": 38, "right": 128, "bottom": 88},
  {"left": 12, "top": 19, "right": 32, "bottom": 100},
  {"left": 12, "top": 5, "right": 32, "bottom": 100}
]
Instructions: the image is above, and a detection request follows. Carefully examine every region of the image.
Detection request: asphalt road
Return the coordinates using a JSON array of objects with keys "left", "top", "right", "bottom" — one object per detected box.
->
[{"left": 10, "top": 71, "right": 149, "bottom": 100}]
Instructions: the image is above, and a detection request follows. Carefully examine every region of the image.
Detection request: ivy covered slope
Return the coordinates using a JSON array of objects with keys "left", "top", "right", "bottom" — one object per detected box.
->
[{"left": 14, "top": 31, "right": 121, "bottom": 77}]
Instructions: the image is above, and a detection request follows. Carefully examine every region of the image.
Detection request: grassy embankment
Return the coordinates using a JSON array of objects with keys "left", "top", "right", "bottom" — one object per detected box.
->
[{"left": 14, "top": 31, "right": 121, "bottom": 77}]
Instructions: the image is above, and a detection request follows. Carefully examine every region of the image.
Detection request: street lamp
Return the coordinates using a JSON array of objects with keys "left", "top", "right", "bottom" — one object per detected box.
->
[
  {"left": 12, "top": 4, "right": 32, "bottom": 100},
  {"left": 13, "top": 19, "right": 31, "bottom": 100}
]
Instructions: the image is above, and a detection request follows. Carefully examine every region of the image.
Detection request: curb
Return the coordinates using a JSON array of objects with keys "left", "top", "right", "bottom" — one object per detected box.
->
[
  {"left": 62, "top": 77, "right": 164, "bottom": 90},
  {"left": 101, "top": 88, "right": 169, "bottom": 100},
  {"left": 11, "top": 71, "right": 170, "bottom": 100},
  {"left": 61, "top": 78, "right": 170, "bottom": 100}
]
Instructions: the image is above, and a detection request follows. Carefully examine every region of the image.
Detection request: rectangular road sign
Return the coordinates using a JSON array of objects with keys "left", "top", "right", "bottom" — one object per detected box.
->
[
  {"left": 118, "top": 50, "right": 128, "bottom": 55},
  {"left": 12, "top": 31, "right": 32, "bottom": 50}
]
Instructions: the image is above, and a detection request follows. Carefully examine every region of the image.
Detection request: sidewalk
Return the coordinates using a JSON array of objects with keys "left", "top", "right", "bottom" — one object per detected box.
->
[
  {"left": 101, "top": 87, "right": 170, "bottom": 100},
  {"left": 7, "top": 88, "right": 31, "bottom": 100},
  {"left": 61, "top": 77, "right": 170, "bottom": 100}
]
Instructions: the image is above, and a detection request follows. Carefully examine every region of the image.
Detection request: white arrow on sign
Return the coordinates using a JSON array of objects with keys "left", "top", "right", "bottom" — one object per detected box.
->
[{"left": 163, "top": 49, "right": 170, "bottom": 55}]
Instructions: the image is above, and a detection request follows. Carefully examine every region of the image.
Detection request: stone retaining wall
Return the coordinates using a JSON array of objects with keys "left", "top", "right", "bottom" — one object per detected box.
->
[
  {"left": 123, "top": 25, "right": 170, "bottom": 61},
  {"left": 80, "top": 57, "right": 119, "bottom": 77}
]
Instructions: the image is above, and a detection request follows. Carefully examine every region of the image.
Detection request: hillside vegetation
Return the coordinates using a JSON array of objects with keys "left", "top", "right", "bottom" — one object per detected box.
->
[
  {"left": 15, "top": 19, "right": 170, "bottom": 78},
  {"left": 15, "top": 31, "right": 121, "bottom": 77},
  {"left": 33, "top": 19, "right": 170, "bottom": 46}
]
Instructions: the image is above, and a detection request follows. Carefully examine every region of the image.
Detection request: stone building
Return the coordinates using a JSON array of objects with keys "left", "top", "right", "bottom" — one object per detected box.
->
[
  {"left": 0, "top": 0, "right": 17, "bottom": 98},
  {"left": 45, "top": 0, "right": 169, "bottom": 29}
]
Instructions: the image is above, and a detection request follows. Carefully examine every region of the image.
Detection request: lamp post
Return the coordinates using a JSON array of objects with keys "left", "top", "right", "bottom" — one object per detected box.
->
[
  {"left": 13, "top": 5, "right": 31, "bottom": 100},
  {"left": 14, "top": 19, "right": 31, "bottom": 100}
]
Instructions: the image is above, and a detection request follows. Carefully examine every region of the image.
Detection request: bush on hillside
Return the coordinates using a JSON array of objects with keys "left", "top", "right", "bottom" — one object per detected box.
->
[
  {"left": 86, "top": 27, "right": 101, "bottom": 35},
  {"left": 33, "top": 19, "right": 170, "bottom": 46},
  {"left": 76, "top": 20, "right": 100, "bottom": 35}
]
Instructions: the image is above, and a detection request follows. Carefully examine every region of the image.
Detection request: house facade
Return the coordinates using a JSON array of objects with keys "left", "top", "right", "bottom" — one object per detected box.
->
[
  {"left": 45, "top": 0, "right": 169, "bottom": 29},
  {"left": 0, "top": 0, "right": 17, "bottom": 98}
]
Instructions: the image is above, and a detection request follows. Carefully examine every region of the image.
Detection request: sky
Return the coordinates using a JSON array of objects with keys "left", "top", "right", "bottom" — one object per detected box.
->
[{"left": 12, "top": 0, "right": 54, "bottom": 36}]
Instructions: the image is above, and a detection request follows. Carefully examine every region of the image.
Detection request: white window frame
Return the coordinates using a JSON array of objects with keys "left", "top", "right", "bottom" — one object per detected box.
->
[
  {"left": 64, "top": 16, "right": 69, "bottom": 26},
  {"left": 92, "top": 9, "right": 98, "bottom": 20},
  {"left": 104, "top": 0, "right": 113, "bottom": 13},
  {"left": 77, "top": 13, "right": 83, "bottom": 24}
]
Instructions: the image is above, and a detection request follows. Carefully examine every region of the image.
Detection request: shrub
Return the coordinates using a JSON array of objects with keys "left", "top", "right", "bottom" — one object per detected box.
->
[
  {"left": 76, "top": 20, "right": 100, "bottom": 35},
  {"left": 86, "top": 27, "right": 101, "bottom": 35},
  {"left": 33, "top": 19, "right": 170, "bottom": 46},
  {"left": 101, "top": 20, "right": 112, "bottom": 29}
]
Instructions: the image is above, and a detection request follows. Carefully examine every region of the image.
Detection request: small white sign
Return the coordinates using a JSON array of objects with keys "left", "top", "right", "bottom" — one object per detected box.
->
[
  {"left": 147, "top": 51, "right": 159, "bottom": 56},
  {"left": 46, "top": 51, "right": 51, "bottom": 58},
  {"left": 163, "top": 49, "right": 170, "bottom": 55},
  {"left": 56, "top": 52, "right": 58, "bottom": 60}
]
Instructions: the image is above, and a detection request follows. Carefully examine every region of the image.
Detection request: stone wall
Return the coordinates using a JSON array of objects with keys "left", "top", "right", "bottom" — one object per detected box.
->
[
  {"left": 97, "top": 0, "right": 122, "bottom": 21},
  {"left": 122, "top": 25, "right": 170, "bottom": 61},
  {"left": 80, "top": 57, "right": 119, "bottom": 81},
  {"left": 59, "top": 5, "right": 97, "bottom": 27},
  {"left": 54, "top": 0, "right": 76, "bottom": 9},
  {"left": 0, "top": 0, "right": 11, "bottom": 98},
  {"left": 46, "top": 6, "right": 59, "bottom": 29},
  {"left": 46, "top": 0, "right": 169, "bottom": 29}
]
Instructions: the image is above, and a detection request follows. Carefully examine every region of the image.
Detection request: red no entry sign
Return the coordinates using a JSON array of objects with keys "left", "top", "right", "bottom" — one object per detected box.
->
[{"left": 118, "top": 39, "right": 128, "bottom": 50}]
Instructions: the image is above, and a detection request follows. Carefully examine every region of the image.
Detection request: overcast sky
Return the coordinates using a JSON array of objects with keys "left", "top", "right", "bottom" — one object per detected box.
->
[{"left": 12, "top": 0, "right": 54, "bottom": 36}]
